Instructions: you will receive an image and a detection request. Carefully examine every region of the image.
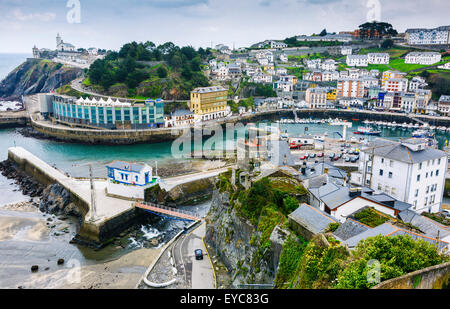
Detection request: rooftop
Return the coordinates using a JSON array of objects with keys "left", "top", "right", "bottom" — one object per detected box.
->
[
  {"left": 106, "top": 161, "right": 147, "bottom": 173},
  {"left": 191, "top": 86, "right": 227, "bottom": 93},
  {"left": 289, "top": 203, "right": 337, "bottom": 234},
  {"left": 362, "top": 138, "right": 447, "bottom": 164}
]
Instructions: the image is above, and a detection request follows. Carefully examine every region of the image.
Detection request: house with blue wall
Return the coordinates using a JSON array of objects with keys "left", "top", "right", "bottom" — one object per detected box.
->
[{"left": 106, "top": 161, "right": 160, "bottom": 200}]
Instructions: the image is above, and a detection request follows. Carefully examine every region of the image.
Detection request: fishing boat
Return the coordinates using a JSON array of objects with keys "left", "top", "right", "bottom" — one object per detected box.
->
[
  {"left": 353, "top": 126, "right": 381, "bottom": 136},
  {"left": 412, "top": 129, "right": 434, "bottom": 138}
]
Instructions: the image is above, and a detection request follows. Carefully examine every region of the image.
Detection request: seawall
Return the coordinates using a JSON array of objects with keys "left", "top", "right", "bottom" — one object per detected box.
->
[
  {"left": 7, "top": 147, "right": 139, "bottom": 248},
  {"left": 373, "top": 262, "right": 450, "bottom": 289},
  {"left": 0, "top": 111, "right": 29, "bottom": 128}
]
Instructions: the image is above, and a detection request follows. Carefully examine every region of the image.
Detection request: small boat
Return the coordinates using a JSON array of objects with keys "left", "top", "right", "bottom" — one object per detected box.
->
[
  {"left": 353, "top": 126, "right": 381, "bottom": 136},
  {"left": 412, "top": 130, "right": 434, "bottom": 138}
]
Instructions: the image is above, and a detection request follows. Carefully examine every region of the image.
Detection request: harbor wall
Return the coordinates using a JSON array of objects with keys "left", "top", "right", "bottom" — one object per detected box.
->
[
  {"left": 23, "top": 109, "right": 450, "bottom": 145},
  {"left": 0, "top": 112, "right": 29, "bottom": 128}
]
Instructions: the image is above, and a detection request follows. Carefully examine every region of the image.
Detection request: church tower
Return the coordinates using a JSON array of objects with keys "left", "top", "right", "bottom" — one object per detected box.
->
[{"left": 56, "top": 33, "right": 62, "bottom": 47}]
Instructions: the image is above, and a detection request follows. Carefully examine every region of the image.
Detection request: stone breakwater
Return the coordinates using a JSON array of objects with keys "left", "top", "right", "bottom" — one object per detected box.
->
[{"left": 0, "top": 160, "right": 82, "bottom": 219}]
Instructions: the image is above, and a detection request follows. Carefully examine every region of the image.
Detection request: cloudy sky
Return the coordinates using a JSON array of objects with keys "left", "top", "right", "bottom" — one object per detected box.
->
[{"left": 1, "top": 0, "right": 449, "bottom": 53}]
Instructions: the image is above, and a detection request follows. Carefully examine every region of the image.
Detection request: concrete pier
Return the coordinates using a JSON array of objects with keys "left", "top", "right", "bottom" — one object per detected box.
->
[{"left": 7, "top": 147, "right": 136, "bottom": 247}]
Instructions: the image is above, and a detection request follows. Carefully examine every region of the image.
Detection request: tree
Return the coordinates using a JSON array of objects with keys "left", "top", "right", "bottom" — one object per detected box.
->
[
  {"left": 157, "top": 66, "right": 168, "bottom": 78},
  {"left": 381, "top": 39, "right": 394, "bottom": 49},
  {"left": 358, "top": 21, "right": 398, "bottom": 38},
  {"left": 319, "top": 29, "right": 327, "bottom": 36}
]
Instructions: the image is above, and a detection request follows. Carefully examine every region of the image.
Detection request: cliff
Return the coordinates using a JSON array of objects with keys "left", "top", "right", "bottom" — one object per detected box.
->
[
  {"left": 0, "top": 59, "right": 82, "bottom": 100},
  {"left": 204, "top": 171, "right": 309, "bottom": 288}
]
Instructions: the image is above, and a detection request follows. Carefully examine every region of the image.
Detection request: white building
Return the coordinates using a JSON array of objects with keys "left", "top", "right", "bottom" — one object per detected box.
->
[
  {"left": 106, "top": 161, "right": 160, "bottom": 200},
  {"left": 305, "top": 87, "right": 328, "bottom": 109},
  {"left": 270, "top": 41, "right": 288, "bottom": 49},
  {"left": 405, "top": 26, "right": 450, "bottom": 45},
  {"left": 382, "top": 78, "right": 409, "bottom": 92},
  {"left": 409, "top": 76, "right": 428, "bottom": 91},
  {"left": 438, "top": 62, "right": 450, "bottom": 70},
  {"left": 367, "top": 53, "right": 390, "bottom": 64},
  {"left": 279, "top": 54, "right": 288, "bottom": 62},
  {"left": 346, "top": 55, "right": 368, "bottom": 67},
  {"left": 341, "top": 46, "right": 352, "bottom": 55},
  {"left": 351, "top": 138, "right": 448, "bottom": 214},
  {"left": 321, "top": 59, "right": 337, "bottom": 71},
  {"left": 405, "top": 52, "right": 442, "bottom": 65},
  {"left": 56, "top": 33, "right": 75, "bottom": 52}
]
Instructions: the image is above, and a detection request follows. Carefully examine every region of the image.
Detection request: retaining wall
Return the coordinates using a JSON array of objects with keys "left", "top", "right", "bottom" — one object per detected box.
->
[{"left": 373, "top": 262, "right": 450, "bottom": 289}]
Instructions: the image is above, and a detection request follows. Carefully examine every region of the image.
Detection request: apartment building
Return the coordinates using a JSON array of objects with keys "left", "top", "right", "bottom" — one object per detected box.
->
[
  {"left": 438, "top": 95, "right": 450, "bottom": 116},
  {"left": 351, "top": 138, "right": 448, "bottom": 214},
  {"left": 368, "top": 53, "right": 390, "bottom": 64},
  {"left": 405, "top": 52, "right": 442, "bottom": 65},
  {"left": 190, "top": 86, "right": 229, "bottom": 121},
  {"left": 346, "top": 55, "right": 368, "bottom": 67},
  {"left": 405, "top": 26, "right": 450, "bottom": 45},
  {"left": 337, "top": 79, "right": 364, "bottom": 98},
  {"left": 381, "top": 70, "right": 407, "bottom": 88},
  {"left": 382, "top": 78, "right": 409, "bottom": 92},
  {"left": 305, "top": 87, "right": 328, "bottom": 109}
]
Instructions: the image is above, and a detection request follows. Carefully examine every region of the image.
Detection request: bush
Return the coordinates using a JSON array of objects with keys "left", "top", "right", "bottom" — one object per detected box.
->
[{"left": 335, "top": 235, "right": 449, "bottom": 289}]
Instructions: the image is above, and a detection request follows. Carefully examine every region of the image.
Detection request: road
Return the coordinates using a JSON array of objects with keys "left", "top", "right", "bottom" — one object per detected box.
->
[{"left": 173, "top": 222, "right": 215, "bottom": 289}]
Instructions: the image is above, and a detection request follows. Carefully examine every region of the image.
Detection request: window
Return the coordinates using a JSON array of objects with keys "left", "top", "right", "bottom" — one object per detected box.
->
[
  {"left": 438, "top": 159, "right": 441, "bottom": 165},
  {"left": 390, "top": 160, "right": 393, "bottom": 167},
  {"left": 431, "top": 171, "right": 434, "bottom": 177},
  {"left": 415, "top": 189, "right": 419, "bottom": 197},
  {"left": 381, "top": 158, "right": 384, "bottom": 164},
  {"left": 379, "top": 169, "right": 384, "bottom": 176},
  {"left": 391, "top": 188, "right": 396, "bottom": 196},
  {"left": 426, "top": 186, "right": 430, "bottom": 194},
  {"left": 424, "top": 197, "right": 428, "bottom": 206},
  {"left": 426, "top": 172, "right": 429, "bottom": 178},
  {"left": 413, "top": 200, "right": 417, "bottom": 209},
  {"left": 417, "top": 175, "right": 421, "bottom": 181},
  {"left": 419, "top": 163, "right": 422, "bottom": 170},
  {"left": 378, "top": 183, "right": 382, "bottom": 191},
  {"left": 388, "top": 172, "right": 393, "bottom": 179},
  {"left": 436, "top": 170, "right": 440, "bottom": 177}
]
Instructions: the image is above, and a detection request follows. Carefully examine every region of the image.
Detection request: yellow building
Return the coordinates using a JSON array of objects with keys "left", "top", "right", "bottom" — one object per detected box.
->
[
  {"left": 190, "top": 86, "right": 229, "bottom": 121},
  {"left": 381, "top": 70, "right": 406, "bottom": 88},
  {"left": 327, "top": 89, "right": 337, "bottom": 101}
]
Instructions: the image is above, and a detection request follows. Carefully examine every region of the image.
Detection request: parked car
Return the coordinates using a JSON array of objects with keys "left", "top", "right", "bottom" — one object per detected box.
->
[
  {"left": 300, "top": 155, "right": 308, "bottom": 160},
  {"left": 332, "top": 156, "right": 339, "bottom": 161},
  {"left": 310, "top": 153, "right": 316, "bottom": 158},
  {"left": 350, "top": 156, "right": 359, "bottom": 163},
  {"left": 337, "top": 154, "right": 342, "bottom": 159},
  {"left": 317, "top": 153, "right": 324, "bottom": 158},
  {"left": 195, "top": 249, "right": 204, "bottom": 260},
  {"left": 329, "top": 153, "right": 335, "bottom": 159},
  {"left": 344, "top": 156, "right": 351, "bottom": 162}
]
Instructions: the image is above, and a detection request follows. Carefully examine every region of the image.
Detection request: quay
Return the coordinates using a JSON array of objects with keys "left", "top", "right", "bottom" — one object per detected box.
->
[{"left": 6, "top": 146, "right": 230, "bottom": 247}]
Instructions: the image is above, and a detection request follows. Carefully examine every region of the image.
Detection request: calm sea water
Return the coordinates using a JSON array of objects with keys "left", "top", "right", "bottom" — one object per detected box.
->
[{"left": 0, "top": 53, "right": 30, "bottom": 81}]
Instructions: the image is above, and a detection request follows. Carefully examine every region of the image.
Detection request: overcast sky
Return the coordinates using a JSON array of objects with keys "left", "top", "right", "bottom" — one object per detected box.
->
[{"left": 1, "top": 0, "right": 449, "bottom": 53}]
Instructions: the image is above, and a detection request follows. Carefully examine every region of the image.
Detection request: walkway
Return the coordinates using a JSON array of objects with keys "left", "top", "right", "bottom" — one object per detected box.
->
[{"left": 135, "top": 202, "right": 200, "bottom": 221}]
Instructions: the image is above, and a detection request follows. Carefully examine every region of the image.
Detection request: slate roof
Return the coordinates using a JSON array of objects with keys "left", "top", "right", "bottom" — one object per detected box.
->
[
  {"left": 106, "top": 161, "right": 146, "bottom": 173},
  {"left": 398, "top": 210, "right": 450, "bottom": 239},
  {"left": 172, "top": 109, "right": 193, "bottom": 117},
  {"left": 289, "top": 203, "right": 337, "bottom": 234},
  {"left": 309, "top": 183, "right": 411, "bottom": 212},
  {"left": 300, "top": 162, "right": 347, "bottom": 179},
  {"left": 333, "top": 218, "right": 372, "bottom": 241},
  {"left": 344, "top": 223, "right": 449, "bottom": 250},
  {"left": 362, "top": 138, "right": 447, "bottom": 164}
]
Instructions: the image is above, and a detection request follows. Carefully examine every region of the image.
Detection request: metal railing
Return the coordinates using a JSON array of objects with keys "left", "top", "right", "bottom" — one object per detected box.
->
[{"left": 137, "top": 201, "right": 199, "bottom": 218}]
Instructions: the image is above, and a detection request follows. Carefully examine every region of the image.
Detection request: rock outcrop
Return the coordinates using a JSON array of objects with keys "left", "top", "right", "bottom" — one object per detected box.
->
[
  {"left": 0, "top": 59, "right": 82, "bottom": 100},
  {"left": 205, "top": 190, "right": 279, "bottom": 288}
]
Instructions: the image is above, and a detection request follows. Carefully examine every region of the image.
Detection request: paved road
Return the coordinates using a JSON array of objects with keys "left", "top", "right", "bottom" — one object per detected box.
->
[{"left": 174, "top": 222, "right": 215, "bottom": 289}]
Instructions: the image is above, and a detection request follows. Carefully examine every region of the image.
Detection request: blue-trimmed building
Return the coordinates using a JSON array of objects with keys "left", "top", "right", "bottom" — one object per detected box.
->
[
  {"left": 106, "top": 161, "right": 160, "bottom": 200},
  {"left": 44, "top": 94, "right": 165, "bottom": 129}
]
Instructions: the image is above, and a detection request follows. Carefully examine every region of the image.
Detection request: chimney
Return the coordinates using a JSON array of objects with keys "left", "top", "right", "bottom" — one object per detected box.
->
[{"left": 349, "top": 187, "right": 362, "bottom": 197}]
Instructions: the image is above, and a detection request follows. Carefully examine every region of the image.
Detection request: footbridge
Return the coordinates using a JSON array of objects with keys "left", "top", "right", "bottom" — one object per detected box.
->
[{"left": 135, "top": 202, "right": 201, "bottom": 222}]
